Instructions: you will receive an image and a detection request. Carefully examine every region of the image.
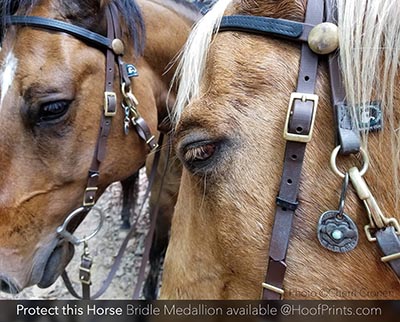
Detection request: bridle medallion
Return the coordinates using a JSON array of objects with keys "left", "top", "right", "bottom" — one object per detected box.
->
[{"left": 318, "top": 210, "right": 359, "bottom": 253}]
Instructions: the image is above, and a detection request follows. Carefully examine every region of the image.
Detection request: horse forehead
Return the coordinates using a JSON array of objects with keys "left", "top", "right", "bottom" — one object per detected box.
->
[{"left": 0, "top": 50, "right": 18, "bottom": 108}]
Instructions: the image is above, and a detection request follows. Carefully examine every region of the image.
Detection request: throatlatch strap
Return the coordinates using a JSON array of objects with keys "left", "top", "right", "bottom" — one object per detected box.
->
[{"left": 262, "top": 0, "right": 324, "bottom": 300}]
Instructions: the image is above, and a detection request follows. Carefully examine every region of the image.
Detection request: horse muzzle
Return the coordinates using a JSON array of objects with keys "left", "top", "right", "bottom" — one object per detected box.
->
[
  {"left": 0, "top": 237, "right": 74, "bottom": 294},
  {"left": 37, "top": 239, "right": 75, "bottom": 289}
]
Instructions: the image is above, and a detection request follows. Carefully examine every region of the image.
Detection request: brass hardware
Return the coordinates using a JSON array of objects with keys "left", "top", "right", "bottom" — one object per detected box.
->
[
  {"left": 348, "top": 167, "right": 386, "bottom": 229},
  {"left": 111, "top": 38, "right": 124, "bottom": 55},
  {"left": 381, "top": 252, "right": 400, "bottom": 263},
  {"left": 262, "top": 282, "right": 284, "bottom": 299},
  {"left": 104, "top": 92, "right": 117, "bottom": 116},
  {"left": 83, "top": 187, "right": 98, "bottom": 207},
  {"left": 283, "top": 92, "right": 318, "bottom": 142},
  {"left": 146, "top": 135, "right": 156, "bottom": 145},
  {"left": 365, "top": 219, "right": 400, "bottom": 242},
  {"left": 121, "top": 83, "right": 139, "bottom": 106},
  {"left": 347, "top": 167, "right": 400, "bottom": 241},
  {"left": 79, "top": 266, "right": 92, "bottom": 274},
  {"left": 330, "top": 146, "right": 369, "bottom": 178},
  {"left": 349, "top": 167, "right": 386, "bottom": 229},
  {"left": 364, "top": 225, "right": 377, "bottom": 242},
  {"left": 308, "top": 22, "right": 339, "bottom": 55}
]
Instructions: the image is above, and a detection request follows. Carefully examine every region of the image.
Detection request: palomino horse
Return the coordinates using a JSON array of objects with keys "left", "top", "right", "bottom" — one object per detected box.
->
[
  {"left": 0, "top": 0, "right": 198, "bottom": 295},
  {"left": 161, "top": 0, "right": 400, "bottom": 299}
]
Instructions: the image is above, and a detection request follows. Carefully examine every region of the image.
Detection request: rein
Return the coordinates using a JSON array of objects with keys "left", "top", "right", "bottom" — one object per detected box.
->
[
  {"left": 5, "top": 3, "right": 160, "bottom": 299},
  {"left": 218, "top": 0, "right": 400, "bottom": 299}
]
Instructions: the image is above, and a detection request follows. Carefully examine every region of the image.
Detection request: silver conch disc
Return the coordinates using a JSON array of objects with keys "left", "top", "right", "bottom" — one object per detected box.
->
[{"left": 317, "top": 210, "right": 358, "bottom": 253}]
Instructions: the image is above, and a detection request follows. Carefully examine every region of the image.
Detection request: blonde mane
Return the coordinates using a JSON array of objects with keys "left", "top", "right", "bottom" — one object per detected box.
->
[
  {"left": 338, "top": 0, "right": 400, "bottom": 203},
  {"left": 171, "top": 0, "right": 234, "bottom": 123}
]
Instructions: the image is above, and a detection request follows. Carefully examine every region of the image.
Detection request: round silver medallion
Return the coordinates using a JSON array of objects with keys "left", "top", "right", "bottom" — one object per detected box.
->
[{"left": 317, "top": 210, "right": 358, "bottom": 253}]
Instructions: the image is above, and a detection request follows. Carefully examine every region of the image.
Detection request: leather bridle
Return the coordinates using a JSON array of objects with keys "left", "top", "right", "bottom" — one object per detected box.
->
[
  {"left": 218, "top": 0, "right": 400, "bottom": 299},
  {"left": 5, "top": 3, "right": 159, "bottom": 298}
]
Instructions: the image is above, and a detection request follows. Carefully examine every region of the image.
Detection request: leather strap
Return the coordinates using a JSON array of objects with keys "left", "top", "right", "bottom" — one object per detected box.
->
[
  {"left": 262, "top": 0, "right": 324, "bottom": 300},
  {"left": 219, "top": 15, "right": 315, "bottom": 42},
  {"left": 61, "top": 134, "right": 165, "bottom": 299},
  {"left": 376, "top": 227, "right": 400, "bottom": 278},
  {"left": 82, "top": 4, "right": 119, "bottom": 208},
  {"left": 132, "top": 133, "right": 168, "bottom": 299},
  {"left": 326, "top": 0, "right": 361, "bottom": 155},
  {"left": 80, "top": 253, "right": 92, "bottom": 299},
  {"left": 6, "top": 16, "right": 113, "bottom": 50}
]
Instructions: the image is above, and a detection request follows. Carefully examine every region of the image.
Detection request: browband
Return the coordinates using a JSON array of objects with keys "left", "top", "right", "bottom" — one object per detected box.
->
[
  {"left": 5, "top": 16, "right": 112, "bottom": 50},
  {"left": 219, "top": 15, "right": 315, "bottom": 43}
]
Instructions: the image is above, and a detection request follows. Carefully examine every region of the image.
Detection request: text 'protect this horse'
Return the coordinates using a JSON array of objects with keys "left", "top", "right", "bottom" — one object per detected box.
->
[
  {"left": 161, "top": 0, "right": 400, "bottom": 299},
  {"left": 0, "top": 0, "right": 198, "bottom": 295}
]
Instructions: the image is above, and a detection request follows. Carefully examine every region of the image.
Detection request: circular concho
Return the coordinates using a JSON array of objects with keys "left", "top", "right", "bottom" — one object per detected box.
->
[{"left": 317, "top": 210, "right": 358, "bottom": 253}]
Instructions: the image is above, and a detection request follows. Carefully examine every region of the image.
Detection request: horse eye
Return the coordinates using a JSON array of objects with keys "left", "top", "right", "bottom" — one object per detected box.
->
[
  {"left": 38, "top": 100, "right": 71, "bottom": 123},
  {"left": 183, "top": 143, "right": 217, "bottom": 165}
]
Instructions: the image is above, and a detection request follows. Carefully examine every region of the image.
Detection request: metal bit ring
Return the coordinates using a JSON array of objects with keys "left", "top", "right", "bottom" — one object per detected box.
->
[{"left": 56, "top": 207, "right": 104, "bottom": 246}]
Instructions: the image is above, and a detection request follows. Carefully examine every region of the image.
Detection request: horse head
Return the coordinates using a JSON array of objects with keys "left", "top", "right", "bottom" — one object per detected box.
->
[
  {"left": 162, "top": 0, "right": 400, "bottom": 299},
  {"left": 0, "top": 0, "right": 195, "bottom": 294}
]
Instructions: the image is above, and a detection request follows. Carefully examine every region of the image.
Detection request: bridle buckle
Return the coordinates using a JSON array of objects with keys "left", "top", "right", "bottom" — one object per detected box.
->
[
  {"left": 104, "top": 91, "right": 117, "bottom": 116},
  {"left": 283, "top": 92, "right": 319, "bottom": 143}
]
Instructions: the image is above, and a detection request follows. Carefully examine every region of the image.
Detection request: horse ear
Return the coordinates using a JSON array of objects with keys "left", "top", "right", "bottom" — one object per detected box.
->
[{"left": 61, "top": 0, "right": 110, "bottom": 29}]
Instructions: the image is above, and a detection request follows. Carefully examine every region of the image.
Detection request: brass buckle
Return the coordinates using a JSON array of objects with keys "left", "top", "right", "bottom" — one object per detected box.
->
[
  {"left": 79, "top": 258, "right": 92, "bottom": 285},
  {"left": 83, "top": 187, "right": 98, "bottom": 207},
  {"left": 283, "top": 92, "right": 319, "bottom": 143},
  {"left": 261, "top": 282, "right": 284, "bottom": 299},
  {"left": 364, "top": 218, "right": 400, "bottom": 242},
  {"left": 104, "top": 92, "right": 117, "bottom": 116}
]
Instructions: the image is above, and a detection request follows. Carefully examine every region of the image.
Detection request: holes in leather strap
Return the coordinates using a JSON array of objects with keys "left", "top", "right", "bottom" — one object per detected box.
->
[{"left": 296, "top": 126, "right": 303, "bottom": 133}]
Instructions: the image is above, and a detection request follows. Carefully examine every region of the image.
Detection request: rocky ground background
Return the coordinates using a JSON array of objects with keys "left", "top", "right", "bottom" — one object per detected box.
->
[{"left": 0, "top": 0, "right": 216, "bottom": 301}]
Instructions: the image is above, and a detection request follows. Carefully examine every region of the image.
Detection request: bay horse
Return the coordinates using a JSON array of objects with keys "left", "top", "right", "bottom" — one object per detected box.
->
[
  {"left": 0, "top": 0, "right": 198, "bottom": 295},
  {"left": 161, "top": 0, "right": 400, "bottom": 299}
]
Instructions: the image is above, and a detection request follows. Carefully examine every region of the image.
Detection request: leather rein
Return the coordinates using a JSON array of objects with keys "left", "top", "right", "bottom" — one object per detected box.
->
[
  {"left": 218, "top": 0, "right": 400, "bottom": 299},
  {"left": 5, "top": 3, "right": 160, "bottom": 299}
]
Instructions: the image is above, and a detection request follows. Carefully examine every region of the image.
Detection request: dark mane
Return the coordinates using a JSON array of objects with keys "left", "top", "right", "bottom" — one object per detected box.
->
[
  {"left": 113, "top": 0, "right": 145, "bottom": 55},
  {"left": 0, "top": 0, "right": 145, "bottom": 55}
]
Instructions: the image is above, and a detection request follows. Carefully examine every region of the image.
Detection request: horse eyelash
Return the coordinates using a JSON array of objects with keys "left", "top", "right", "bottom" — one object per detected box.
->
[{"left": 184, "top": 144, "right": 216, "bottom": 162}]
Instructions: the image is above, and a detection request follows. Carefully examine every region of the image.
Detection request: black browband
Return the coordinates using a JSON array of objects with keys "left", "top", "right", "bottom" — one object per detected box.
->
[
  {"left": 5, "top": 16, "right": 112, "bottom": 50},
  {"left": 219, "top": 15, "right": 315, "bottom": 43}
]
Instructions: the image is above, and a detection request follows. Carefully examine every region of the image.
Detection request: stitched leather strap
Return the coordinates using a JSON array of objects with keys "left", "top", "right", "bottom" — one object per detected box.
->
[
  {"left": 262, "top": 0, "right": 324, "bottom": 300},
  {"left": 220, "top": 15, "right": 315, "bottom": 43},
  {"left": 6, "top": 16, "right": 113, "bottom": 50}
]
